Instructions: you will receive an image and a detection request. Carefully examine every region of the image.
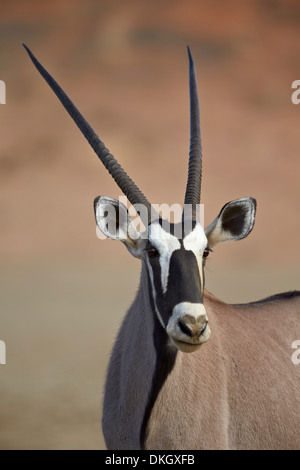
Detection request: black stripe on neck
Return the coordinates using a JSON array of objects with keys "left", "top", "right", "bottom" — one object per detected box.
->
[{"left": 140, "top": 270, "right": 178, "bottom": 449}]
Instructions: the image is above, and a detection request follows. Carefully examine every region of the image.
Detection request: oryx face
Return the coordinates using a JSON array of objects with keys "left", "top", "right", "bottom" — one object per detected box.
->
[
  {"left": 145, "top": 220, "right": 211, "bottom": 352},
  {"left": 94, "top": 195, "right": 256, "bottom": 353}
]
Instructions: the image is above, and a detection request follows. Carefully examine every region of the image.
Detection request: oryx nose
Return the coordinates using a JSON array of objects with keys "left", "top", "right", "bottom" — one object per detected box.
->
[{"left": 178, "top": 314, "right": 208, "bottom": 340}]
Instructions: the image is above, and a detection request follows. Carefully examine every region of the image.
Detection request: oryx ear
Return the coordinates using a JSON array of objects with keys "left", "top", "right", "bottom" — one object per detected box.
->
[
  {"left": 94, "top": 196, "right": 142, "bottom": 258},
  {"left": 205, "top": 197, "right": 256, "bottom": 248}
]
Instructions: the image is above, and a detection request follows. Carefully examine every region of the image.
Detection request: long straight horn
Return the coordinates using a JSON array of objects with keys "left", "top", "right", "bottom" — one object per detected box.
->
[
  {"left": 183, "top": 46, "right": 202, "bottom": 221},
  {"left": 23, "top": 44, "right": 154, "bottom": 224}
]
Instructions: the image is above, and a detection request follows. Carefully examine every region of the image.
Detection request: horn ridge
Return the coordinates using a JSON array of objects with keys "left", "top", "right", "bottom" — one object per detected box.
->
[
  {"left": 23, "top": 44, "right": 153, "bottom": 221},
  {"left": 183, "top": 46, "right": 202, "bottom": 220}
]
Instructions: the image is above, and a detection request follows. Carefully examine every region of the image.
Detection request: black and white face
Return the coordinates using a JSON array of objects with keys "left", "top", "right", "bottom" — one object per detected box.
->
[
  {"left": 144, "top": 220, "right": 211, "bottom": 352},
  {"left": 94, "top": 195, "right": 256, "bottom": 353}
]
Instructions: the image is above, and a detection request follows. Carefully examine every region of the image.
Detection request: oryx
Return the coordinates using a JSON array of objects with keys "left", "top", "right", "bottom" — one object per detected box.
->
[{"left": 24, "top": 44, "right": 300, "bottom": 450}]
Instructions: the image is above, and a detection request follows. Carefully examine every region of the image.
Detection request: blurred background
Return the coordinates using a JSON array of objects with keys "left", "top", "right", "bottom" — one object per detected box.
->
[{"left": 0, "top": 0, "right": 299, "bottom": 449}]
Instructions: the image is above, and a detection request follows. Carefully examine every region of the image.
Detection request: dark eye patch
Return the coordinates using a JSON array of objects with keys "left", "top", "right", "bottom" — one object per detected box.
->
[
  {"left": 145, "top": 243, "right": 159, "bottom": 258},
  {"left": 203, "top": 247, "right": 212, "bottom": 258}
]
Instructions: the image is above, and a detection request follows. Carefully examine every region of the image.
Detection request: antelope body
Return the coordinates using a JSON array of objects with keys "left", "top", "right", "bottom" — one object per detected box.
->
[{"left": 24, "top": 45, "right": 300, "bottom": 450}]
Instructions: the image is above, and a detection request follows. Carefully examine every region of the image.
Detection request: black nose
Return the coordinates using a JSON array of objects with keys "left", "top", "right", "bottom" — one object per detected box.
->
[
  {"left": 178, "top": 314, "right": 207, "bottom": 340},
  {"left": 178, "top": 319, "right": 193, "bottom": 337}
]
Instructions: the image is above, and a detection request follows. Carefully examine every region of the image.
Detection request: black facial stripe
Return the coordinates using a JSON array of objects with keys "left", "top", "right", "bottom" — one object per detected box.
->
[
  {"left": 146, "top": 220, "right": 206, "bottom": 329},
  {"left": 146, "top": 263, "right": 159, "bottom": 320},
  {"left": 166, "top": 248, "right": 203, "bottom": 310},
  {"left": 146, "top": 245, "right": 203, "bottom": 328},
  {"left": 147, "top": 257, "right": 171, "bottom": 327},
  {"left": 141, "top": 260, "right": 178, "bottom": 448}
]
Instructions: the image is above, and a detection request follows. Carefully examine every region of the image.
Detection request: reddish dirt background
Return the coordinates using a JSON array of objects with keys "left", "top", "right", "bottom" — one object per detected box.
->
[{"left": 0, "top": 0, "right": 299, "bottom": 449}]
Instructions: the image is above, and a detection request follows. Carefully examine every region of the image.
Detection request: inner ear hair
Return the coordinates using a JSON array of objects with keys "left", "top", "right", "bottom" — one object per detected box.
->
[
  {"left": 113, "top": 204, "right": 121, "bottom": 233},
  {"left": 221, "top": 202, "right": 249, "bottom": 237}
]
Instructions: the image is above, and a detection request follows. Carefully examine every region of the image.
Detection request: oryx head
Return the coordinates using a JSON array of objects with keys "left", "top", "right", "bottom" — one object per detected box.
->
[{"left": 25, "top": 45, "right": 256, "bottom": 353}]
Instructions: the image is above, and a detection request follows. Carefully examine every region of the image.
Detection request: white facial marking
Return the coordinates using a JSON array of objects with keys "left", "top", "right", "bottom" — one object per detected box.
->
[
  {"left": 183, "top": 223, "right": 207, "bottom": 258},
  {"left": 166, "top": 302, "right": 210, "bottom": 350},
  {"left": 146, "top": 257, "right": 165, "bottom": 329},
  {"left": 183, "top": 223, "right": 207, "bottom": 291},
  {"left": 147, "top": 222, "right": 209, "bottom": 332},
  {"left": 148, "top": 223, "right": 180, "bottom": 294}
]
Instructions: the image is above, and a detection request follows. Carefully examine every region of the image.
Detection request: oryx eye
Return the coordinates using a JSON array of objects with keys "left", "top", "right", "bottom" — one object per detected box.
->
[
  {"left": 146, "top": 245, "right": 159, "bottom": 258},
  {"left": 203, "top": 247, "right": 211, "bottom": 258}
]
